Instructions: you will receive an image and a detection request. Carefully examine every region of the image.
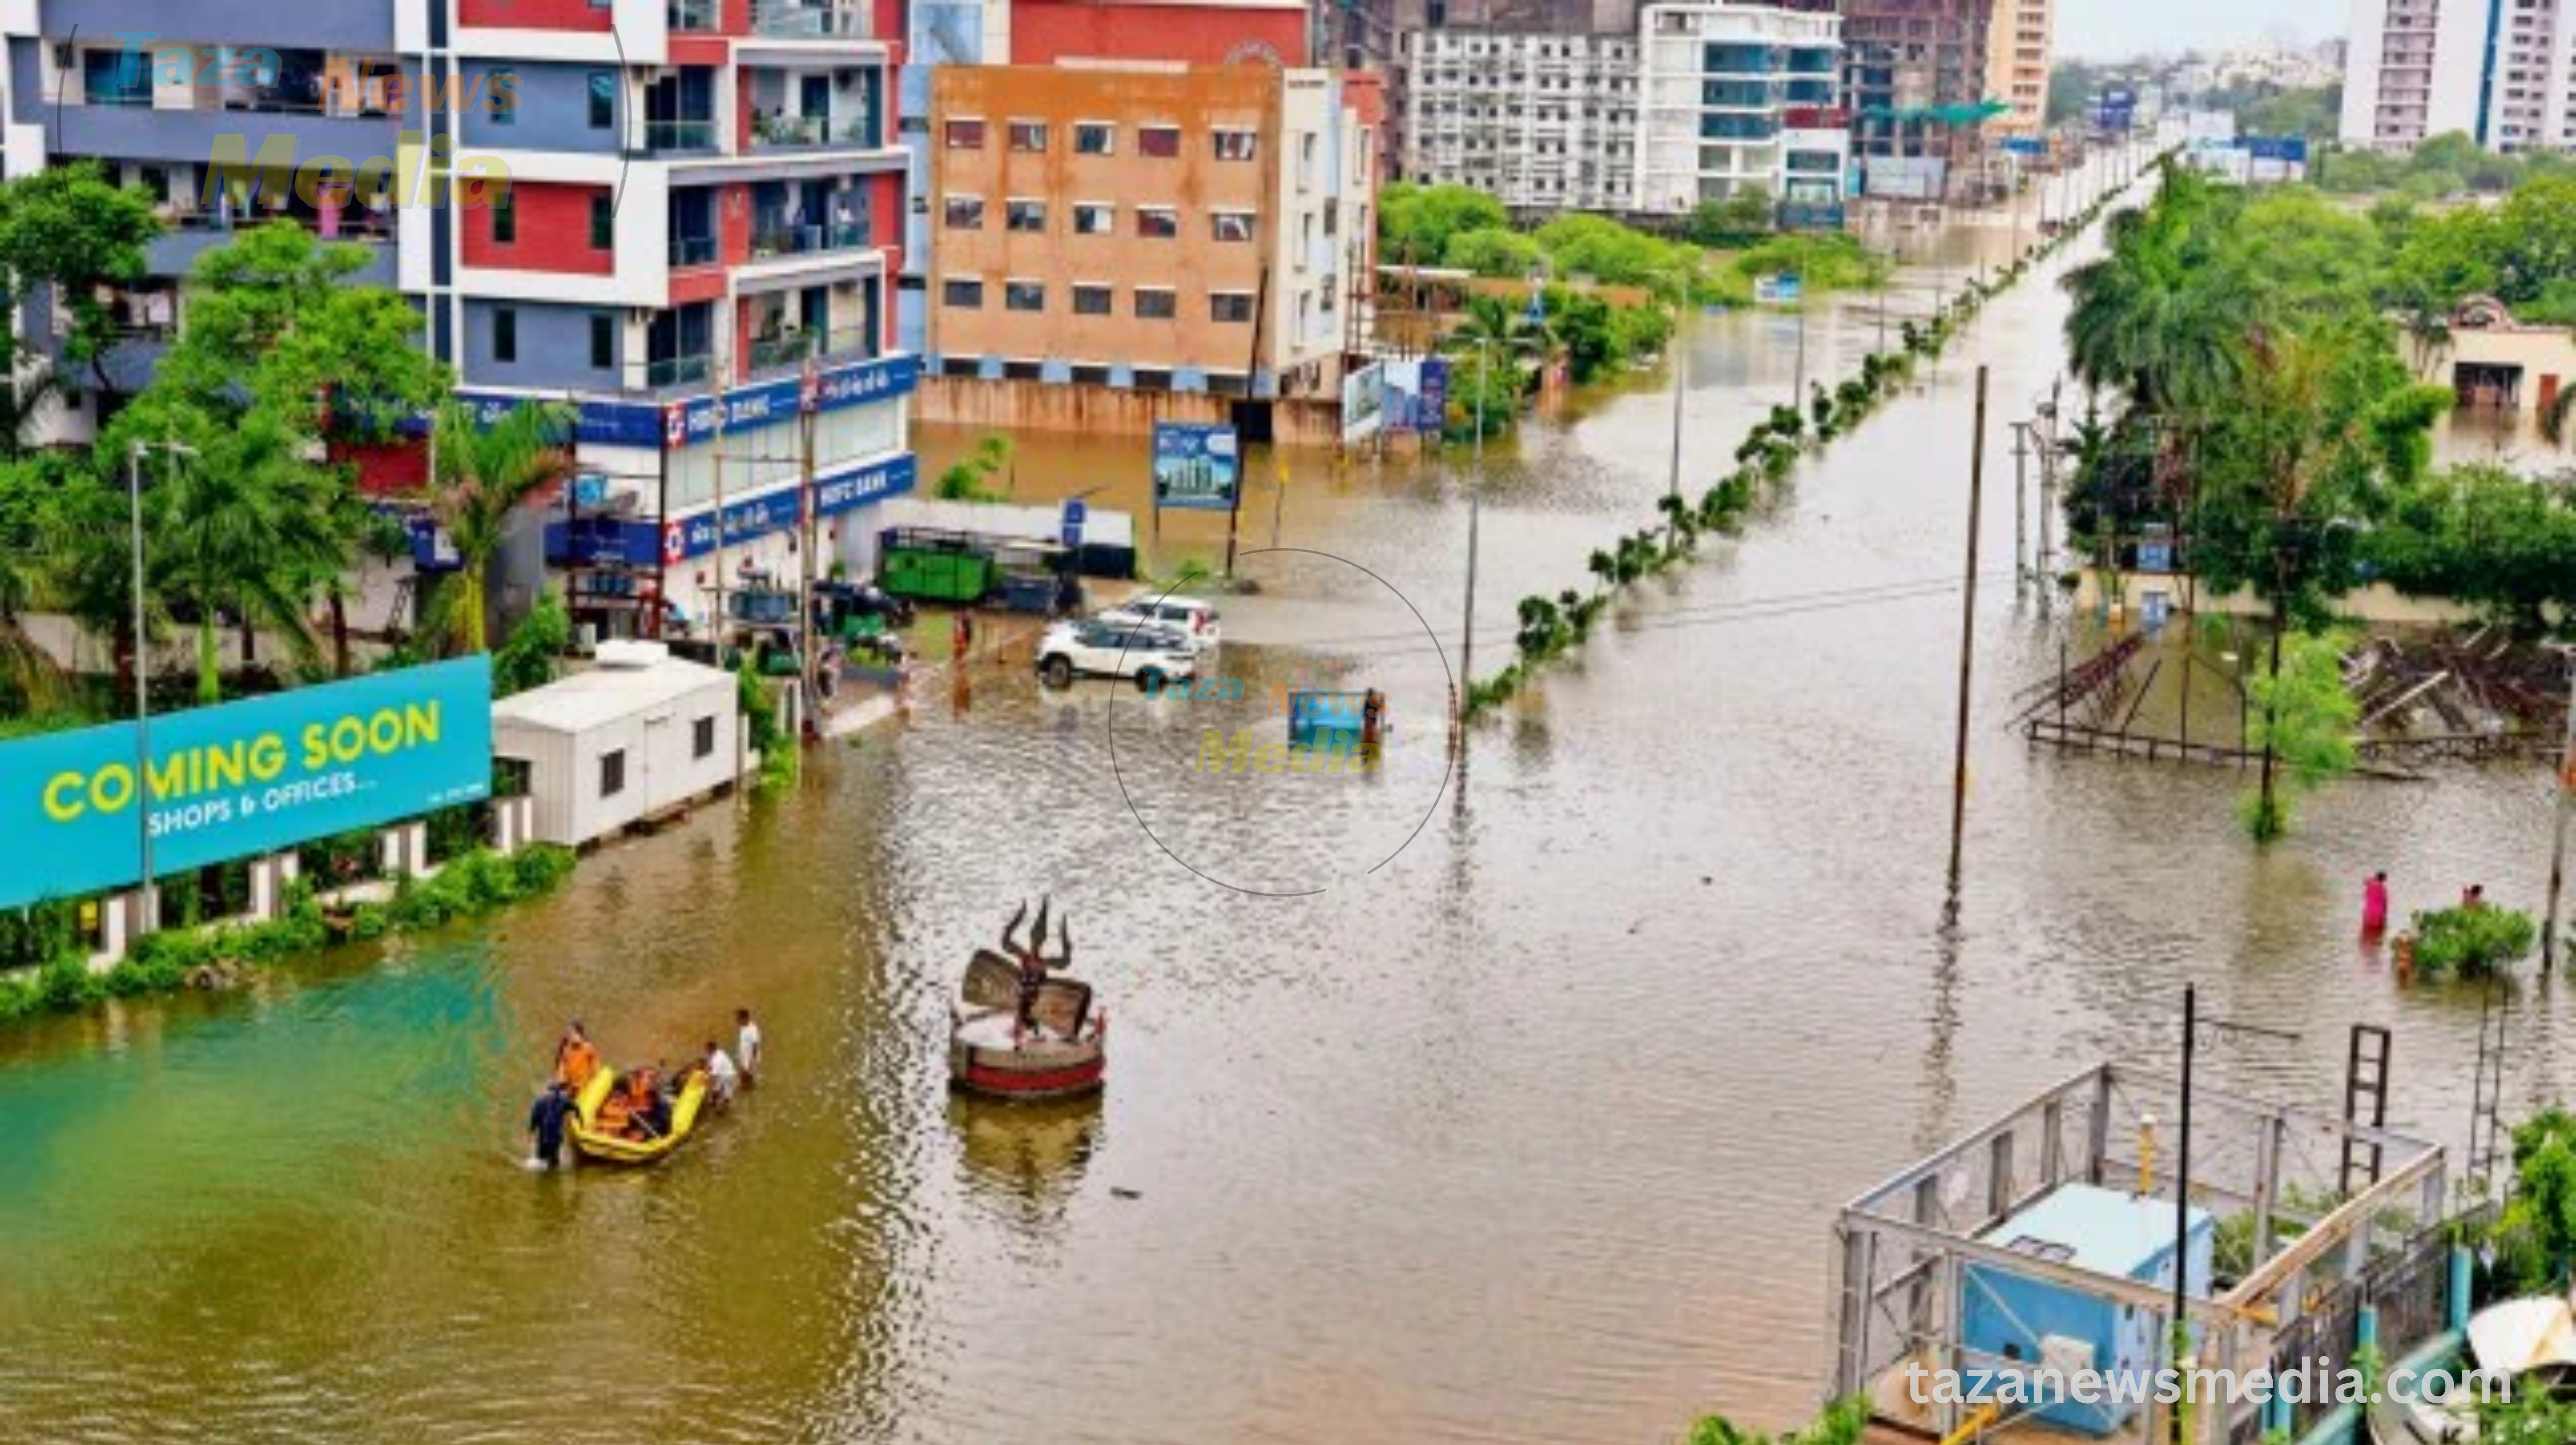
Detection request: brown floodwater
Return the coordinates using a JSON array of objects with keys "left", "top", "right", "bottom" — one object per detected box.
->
[{"left": 6, "top": 158, "right": 2573, "bottom": 1444}]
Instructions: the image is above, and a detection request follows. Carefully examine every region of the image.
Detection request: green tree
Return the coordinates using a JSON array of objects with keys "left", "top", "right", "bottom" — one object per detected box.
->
[
  {"left": 145, "top": 419, "right": 336, "bottom": 702},
  {"left": 935, "top": 433, "right": 1014, "bottom": 501},
  {"left": 2410, "top": 904, "right": 2538, "bottom": 981},
  {"left": 1378, "top": 183, "right": 1510, "bottom": 266},
  {"left": 2365, "top": 464, "right": 2576, "bottom": 628},
  {"left": 2062, "top": 167, "right": 2256, "bottom": 418},
  {"left": 2238, "top": 629, "right": 2357, "bottom": 841},
  {"left": 0, "top": 162, "right": 160, "bottom": 403},
  {"left": 491, "top": 591, "right": 571, "bottom": 697},
  {"left": 1681, "top": 187, "right": 1774, "bottom": 247},
  {"left": 425, "top": 397, "right": 577, "bottom": 655},
  {"left": 2493, "top": 1105, "right": 2576, "bottom": 1291},
  {"left": 1441, "top": 225, "right": 1548, "bottom": 279},
  {"left": 122, "top": 222, "right": 447, "bottom": 675}
]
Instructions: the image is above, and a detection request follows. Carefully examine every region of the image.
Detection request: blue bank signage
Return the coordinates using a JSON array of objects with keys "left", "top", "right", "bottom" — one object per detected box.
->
[
  {"left": 0, "top": 658, "right": 494, "bottom": 908},
  {"left": 459, "top": 354, "right": 921, "bottom": 453}
]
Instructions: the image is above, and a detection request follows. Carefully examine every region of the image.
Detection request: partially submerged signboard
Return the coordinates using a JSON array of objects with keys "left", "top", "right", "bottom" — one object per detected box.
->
[{"left": 0, "top": 658, "right": 493, "bottom": 908}]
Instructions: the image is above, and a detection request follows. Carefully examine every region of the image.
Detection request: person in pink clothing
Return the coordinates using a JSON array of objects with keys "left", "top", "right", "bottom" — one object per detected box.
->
[{"left": 2362, "top": 872, "right": 2390, "bottom": 935}]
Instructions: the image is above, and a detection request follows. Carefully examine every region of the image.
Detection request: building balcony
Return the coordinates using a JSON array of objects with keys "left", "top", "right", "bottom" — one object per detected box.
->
[
  {"left": 46, "top": 91, "right": 395, "bottom": 167},
  {"left": 40, "top": 0, "right": 394, "bottom": 52},
  {"left": 751, "top": 0, "right": 873, "bottom": 38},
  {"left": 748, "top": 220, "right": 874, "bottom": 261},
  {"left": 641, "top": 353, "right": 715, "bottom": 390},
  {"left": 742, "top": 321, "right": 875, "bottom": 379},
  {"left": 147, "top": 211, "right": 396, "bottom": 285},
  {"left": 638, "top": 118, "right": 723, "bottom": 154},
  {"left": 670, "top": 0, "right": 721, "bottom": 31}
]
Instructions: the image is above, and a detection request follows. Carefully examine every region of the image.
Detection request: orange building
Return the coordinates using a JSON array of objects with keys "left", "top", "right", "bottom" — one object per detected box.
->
[{"left": 928, "top": 62, "right": 1375, "bottom": 399}]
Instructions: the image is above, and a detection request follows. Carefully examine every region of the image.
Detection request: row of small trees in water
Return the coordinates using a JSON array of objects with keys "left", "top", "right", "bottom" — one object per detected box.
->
[{"left": 1463, "top": 177, "right": 2145, "bottom": 720}]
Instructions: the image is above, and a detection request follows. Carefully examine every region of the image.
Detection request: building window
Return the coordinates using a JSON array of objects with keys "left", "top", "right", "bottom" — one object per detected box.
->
[
  {"left": 1004, "top": 280, "right": 1044, "bottom": 312},
  {"left": 587, "top": 70, "right": 615, "bottom": 129},
  {"left": 1139, "top": 125, "right": 1181, "bottom": 158},
  {"left": 1213, "top": 129, "right": 1258, "bottom": 161},
  {"left": 490, "top": 67, "right": 517, "bottom": 125},
  {"left": 492, "top": 187, "right": 516, "bottom": 243},
  {"left": 589, "top": 313, "right": 613, "bottom": 369},
  {"left": 600, "top": 748, "right": 626, "bottom": 797},
  {"left": 942, "top": 278, "right": 983, "bottom": 308},
  {"left": 493, "top": 307, "right": 517, "bottom": 362},
  {"left": 1008, "top": 119, "right": 1048, "bottom": 152},
  {"left": 1135, "top": 288, "right": 1177, "bottom": 320},
  {"left": 1138, "top": 207, "right": 1179, "bottom": 239},
  {"left": 945, "top": 118, "right": 985, "bottom": 149},
  {"left": 693, "top": 716, "right": 715, "bottom": 759},
  {"left": 944, "top": 195, "right": 984, "bottom": 229},
  {"left": 1073, "top": 284, "right": 1112, "bottom": 315},
  {"left": 1211, "top": 211, "right": 1253, "bottom": 243},
  {"left": 1211, "top": 292, "right": 1254, "bottom": 323},
  {"left": 589, "top": 193, "right": 613, "bottom": 250},
  {"left": 1074, "top": 121, "right": 1114, "bottom": 155},
  {"left": 1073, "top": 202, "right": 1115, "bottom": 235},
  {"left": 1005, "top": 198, "right": 1045, "bottom": 232}
]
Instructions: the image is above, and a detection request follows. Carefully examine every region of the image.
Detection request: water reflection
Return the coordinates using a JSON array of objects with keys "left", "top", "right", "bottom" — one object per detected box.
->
[{"left": 948, "top": 1092, "right": 1105, "bottom": 1237}]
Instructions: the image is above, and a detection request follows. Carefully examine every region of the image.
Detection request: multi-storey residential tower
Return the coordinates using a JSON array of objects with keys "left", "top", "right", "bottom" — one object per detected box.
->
[
  {"left": 1840, "top": 0, "right": 1991, "bottom": 164},
  {"left": 1631, "top": 0, "right": 1848, "bottom": 215},
  {"left": 1, "top": 0, "right": 919, "bottom": 640},
  {"left": 926, "top": 62, "right": 1372, "bottom": 405},
  {"left": 1398, "top": 28, "right": 1640, "bottom": 209},
  {"left": 1981, "top": 0, "right": 2051, "bottom": 139},
  {"left": 2339, "top": 0, "right": 2495, "bottom": 148}
]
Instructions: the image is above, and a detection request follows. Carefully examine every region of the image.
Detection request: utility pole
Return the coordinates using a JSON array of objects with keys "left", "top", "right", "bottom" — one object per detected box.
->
[
  {"left": 797, "top": 361, "right": 819, "bottom": 741},
  {"left": 2171, "top": 981, "right": 2197, "bottom": 1445},
  {"left": 1792, "top": 288, "right": 1808, "bottom": 410},
  {"left": 126, "top": 444, "right": 155, "bottom": 933},
  {"left": 2544, "top": 650, "right": 2576, "bottom": 972},
  {"left": 1665, "top": 336, "right": 1688, "bottom": 553},
  {"left": 1948, "top": 366, "right": 1990, "bottom": 877},
  {"left": 2011, "top": 421, "right": 2029, "bottom": 595},
  {"left": 1461, "top": 335, "right": 1489, "bottom": 704}
]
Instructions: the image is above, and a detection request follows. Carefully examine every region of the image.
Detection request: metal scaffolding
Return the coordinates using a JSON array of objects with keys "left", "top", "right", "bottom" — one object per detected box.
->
[{"left": 1830, "top": 1063, "right": 2446, "bottom": 1445}]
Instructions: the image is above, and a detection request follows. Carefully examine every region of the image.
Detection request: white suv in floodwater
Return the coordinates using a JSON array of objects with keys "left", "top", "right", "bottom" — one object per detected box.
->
[
  {"left": 1097, "top": 596, "right": 1221, "bottom": 655},
  {"left": 1037, "top": 619, "right": 1201, "bottom": 691}
]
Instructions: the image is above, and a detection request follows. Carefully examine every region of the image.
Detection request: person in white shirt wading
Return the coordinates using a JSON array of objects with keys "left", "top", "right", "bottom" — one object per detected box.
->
[{"left": 736, "top": 1007, "right": 763, "bottom": 1089}]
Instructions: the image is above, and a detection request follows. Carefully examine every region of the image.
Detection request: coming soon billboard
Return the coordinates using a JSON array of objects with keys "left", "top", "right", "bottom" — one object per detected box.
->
[{"left": 0, "top": 658, "right": 494, "bottom": 908}]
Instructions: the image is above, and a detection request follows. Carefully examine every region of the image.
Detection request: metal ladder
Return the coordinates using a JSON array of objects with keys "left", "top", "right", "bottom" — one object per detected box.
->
[
  {"left": 2468, "top": 979, "right": 2512, "bottom": 1193},
  {"left": 2341, "top": 1024, "right": 2391, "bottom": 1196}
]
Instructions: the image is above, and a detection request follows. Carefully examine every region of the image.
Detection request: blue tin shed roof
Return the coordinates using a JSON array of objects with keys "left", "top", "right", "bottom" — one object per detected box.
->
[{"left": 1979, "top": 1182, "right": 2215, "bottom": 1281}]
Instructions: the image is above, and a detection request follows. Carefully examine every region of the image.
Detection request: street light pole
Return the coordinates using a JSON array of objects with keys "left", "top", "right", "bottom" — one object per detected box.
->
[
  {"left": 1461, "top": 336, "right": 1489, "bottom": 705},
  {"left": 124, "top": 439, "right": 192, "bottom": 932},
  {"left": 2543, "top": 649, "right": 2576, "bottom": 973},
  {"left": 127, "top": 444, "right": 155, "bottom": 932}
]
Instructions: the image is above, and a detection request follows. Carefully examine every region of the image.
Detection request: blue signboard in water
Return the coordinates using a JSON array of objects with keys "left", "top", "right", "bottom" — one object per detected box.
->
[
  {"left": 0, "top": 658, "right": 494, "bottom": 908},
  {"left": 1153, "top": 424, "right": 1239, "bottom": 511}
]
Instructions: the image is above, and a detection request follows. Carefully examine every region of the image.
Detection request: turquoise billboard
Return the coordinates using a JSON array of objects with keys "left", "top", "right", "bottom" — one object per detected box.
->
[{"left": 0, "top": 657, "right": 493, "bottom": 908}]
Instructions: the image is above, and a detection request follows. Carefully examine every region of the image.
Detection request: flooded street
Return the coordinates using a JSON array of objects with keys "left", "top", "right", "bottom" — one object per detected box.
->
[{"left": 7, "top": 195, "right": 2574, "bottom": 1445}]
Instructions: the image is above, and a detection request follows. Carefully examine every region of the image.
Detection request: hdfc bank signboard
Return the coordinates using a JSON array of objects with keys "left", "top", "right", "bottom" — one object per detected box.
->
[{"left": 459, "top": 354, "right": 920, "bottom": 453}]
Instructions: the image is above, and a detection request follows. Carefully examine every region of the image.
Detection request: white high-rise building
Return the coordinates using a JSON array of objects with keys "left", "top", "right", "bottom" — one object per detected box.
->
[
  {"left": 2359, "top": 0, "right": 2535, "bottom": 149},
  {"left": 1397, "top": 28, "right": 1643, "bottom": 212},
  {"left": 2484, "top": 0, "right": 2576, "bottom": 152},
  {"left": 1631, "top": 0, "right": 1849, "bottom": 215}
]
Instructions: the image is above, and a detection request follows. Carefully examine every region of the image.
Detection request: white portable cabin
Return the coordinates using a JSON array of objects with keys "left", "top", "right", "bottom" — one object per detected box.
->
[{"left": 491, "top": 642, "right": 741, "bottom": 848}]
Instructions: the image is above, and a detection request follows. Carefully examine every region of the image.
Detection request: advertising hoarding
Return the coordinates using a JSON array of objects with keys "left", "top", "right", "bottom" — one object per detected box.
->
[
  {"left": 0, "top": 658, "right": 495, "bottom": 908},
  {"left": 1342, "top": 361, "right": 1386, "bottom": 443},
  {"left": 1152, "top": 423, "right": 1239, "bottom": 511},
  {"left": 1382, "top": 358, "right": 1449, "bottom": 436}
]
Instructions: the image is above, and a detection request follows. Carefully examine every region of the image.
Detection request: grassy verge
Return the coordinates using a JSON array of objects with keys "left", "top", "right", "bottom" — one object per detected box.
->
[{"left": 0, "top": 845, "right": 578, "bottom": 1025}]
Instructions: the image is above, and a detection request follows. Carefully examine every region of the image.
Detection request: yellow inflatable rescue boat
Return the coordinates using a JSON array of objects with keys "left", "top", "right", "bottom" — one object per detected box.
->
[{"left": 567, "top": 1065, "right": 710, "bottom": 1165}]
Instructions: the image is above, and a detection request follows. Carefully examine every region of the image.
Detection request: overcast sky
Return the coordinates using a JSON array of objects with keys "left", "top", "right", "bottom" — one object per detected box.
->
[{"left": 2056, "top": 0, "right": 2350, "bottom": 59}]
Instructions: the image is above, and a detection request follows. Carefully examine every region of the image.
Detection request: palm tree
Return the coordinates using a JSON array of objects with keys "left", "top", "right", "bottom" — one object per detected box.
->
[
  {"left": 426, "top": 397, "right": 577, "bottom": 655},
  {"left": 150, "top": 415, "right": 332, "bottom": 703}
]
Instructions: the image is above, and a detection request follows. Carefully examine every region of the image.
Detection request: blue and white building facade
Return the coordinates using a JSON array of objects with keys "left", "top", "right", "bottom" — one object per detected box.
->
[{"left": 1630, "top": 0, "right": 1848, "bottom": 217}]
